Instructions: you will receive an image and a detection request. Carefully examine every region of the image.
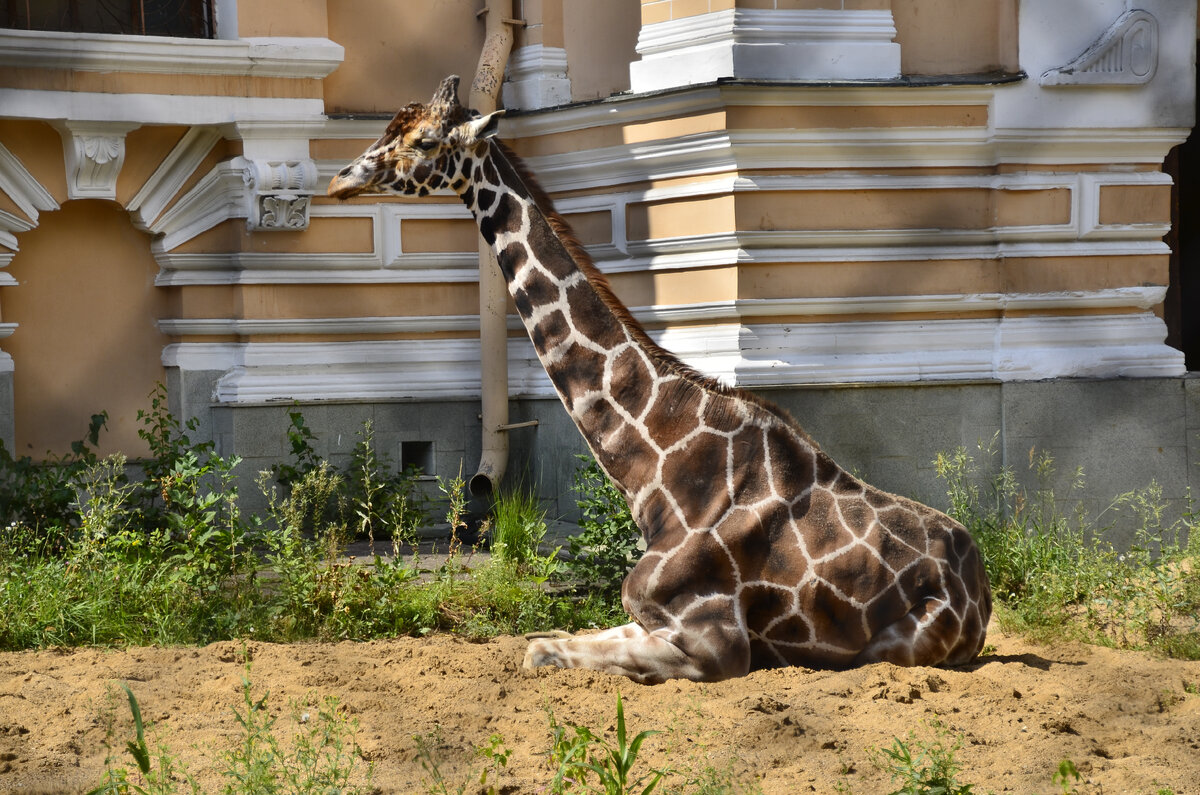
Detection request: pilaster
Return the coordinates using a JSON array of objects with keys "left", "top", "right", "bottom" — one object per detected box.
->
[
  {"left": 630, "top": 0, "right": 901, "bottom": 92},
  {"left": 504, "top": 0, "right": 571, "bottom": 109}
]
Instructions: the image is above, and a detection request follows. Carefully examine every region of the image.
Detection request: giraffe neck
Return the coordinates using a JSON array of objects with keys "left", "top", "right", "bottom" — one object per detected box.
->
[{"left": 459, "top": 140, "right": 703, "bottom": 491}]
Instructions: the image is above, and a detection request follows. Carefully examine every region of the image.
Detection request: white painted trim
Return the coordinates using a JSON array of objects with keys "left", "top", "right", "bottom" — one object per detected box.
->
[
  {"left": 148, "top": 160, "right": 245, "bottom": 251},
  {"left": 630, "top": 8, "right": 900, "bottom": 90},
  {"left": 128, "top": 127, "right": 223, "bottom": 230},
  {"left": 0, "top": 143, "right": 59, "bottom": 229},
  {"left": 174, "top": 315, "right": 1178, "bottom": 402},
  {"left": 160, "top": 290, "right": 1181, "bottom": 403},
  {"left": 155, "top": 161, "right": 1172, "bottom": 286},
  {"left": 0, "top": 88, "right": 327, "bottom": 126},
  {"left": 502, "top": 44, "right": 571, "bottom": 110},
  {"left": 0, "top": 210, "right": 33, "bottom": 252},
  {"left": 0, "top": 29, "right": 343, "bottom": 79},
  {"left": 158, "top": 315, "right": 482, "bottom": 336}
]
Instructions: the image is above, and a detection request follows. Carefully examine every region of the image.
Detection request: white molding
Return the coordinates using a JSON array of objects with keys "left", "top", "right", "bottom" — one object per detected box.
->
[
  {"left": 155, "top": 286, "right": 1168, "bottom": 340},
  {"left": 0, "top": 29, "right": 343, "bottom": 79},
  {"left": 153, "top": 160, "right": 1174, "bottom": 286},
  {"left": 0, "top": 143, "right": 59, "bottom": 230},
  {"left": 149, "top": 160, "right": 246, "bottom": 251},
  {"left": 158, "top": 314, "right": 483, "bottom": 337},
  {"left": 1041, "top": 9, "right": 1158, "bottom": 87},
  {"left": 0, "top": 210, "right": 33, "bottom": 252},
  {"left": 162, "top": 306, "right": 1182, "bottom": 404},
  {"left": 630, "top": 8, "right": 900, "bottom": 91},
  {"left": 502, "top": 44, "right": 571, "bottom": 110},
  {"left": 128, "top": 127, "right": 223, "bottom": 230},
  {"left": 0, "top": 89, "right": 327, "bottom": 126}
]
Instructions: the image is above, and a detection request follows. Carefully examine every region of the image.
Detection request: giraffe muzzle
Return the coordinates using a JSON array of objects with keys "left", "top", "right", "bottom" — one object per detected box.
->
[{"left": 327, "top": 169, "right": 366, "bottom": 200}]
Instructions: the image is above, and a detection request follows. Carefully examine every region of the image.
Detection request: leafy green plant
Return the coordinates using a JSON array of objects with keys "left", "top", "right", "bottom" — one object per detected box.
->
[
  {"left": 870, "top": 719, "right": 975, "bottom": 795},
  {"left": 547, "top": 693, "right": 667, "bottom": 795},
  {"left": 272, "top": 411, "right": 427, "bottom": 549},
  {"left": 567, "top": 455, "right": 641, "bottom": 597},
  {"left": 272, "top": 408, "right": 321, "bottom": 492},
  {"left": 0, "top": 410, "right": 107, "bottom": 540},
  {"left": 1088, "top": 485, "right": 1200, "bottom": 658},
  {"left": 1051, "top": 759, "right": 1082, "bottom": 795},
  {"left": 88, "top": 683, "right": 199, "bottom": 795},
  {"left": 221, "top": 661, "right": 373, "bottom": 794},
  {"left": 346, "top": 419, "right": 425, "bottom": 554},
  {"left": 936, "top": 439, "right": 1112, "bottom": 639}
]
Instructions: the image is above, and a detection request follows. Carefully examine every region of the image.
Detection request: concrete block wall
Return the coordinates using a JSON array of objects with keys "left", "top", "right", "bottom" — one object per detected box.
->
[
  {"left": 0, "top": 372, "right": 12, "bottom": 454},
  {"left": 199, "top": 376, "right": 1199, "bottom": 549},
  {"left": 211, "top": 398, "right": 484, "bottom": 522}
]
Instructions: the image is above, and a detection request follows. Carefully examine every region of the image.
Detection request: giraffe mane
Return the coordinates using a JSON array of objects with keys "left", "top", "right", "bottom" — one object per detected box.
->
[{"left": 492, "top": 140, "right": 806, "bottom": 431}]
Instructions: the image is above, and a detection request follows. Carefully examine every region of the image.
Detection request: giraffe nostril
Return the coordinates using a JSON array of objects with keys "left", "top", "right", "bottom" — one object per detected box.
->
[{"left": 338, "top": 166, "right": 352, "bottom": 177}]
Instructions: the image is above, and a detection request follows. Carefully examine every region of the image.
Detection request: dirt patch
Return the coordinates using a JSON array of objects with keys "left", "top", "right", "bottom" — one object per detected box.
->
[{"left": 1, "top": 623, "right": 1198, "bottom": 793}]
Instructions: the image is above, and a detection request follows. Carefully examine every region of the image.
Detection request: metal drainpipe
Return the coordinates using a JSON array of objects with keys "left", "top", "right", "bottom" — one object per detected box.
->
[{"left": 468, "top": 0, "right": 517, "bottom": 498}]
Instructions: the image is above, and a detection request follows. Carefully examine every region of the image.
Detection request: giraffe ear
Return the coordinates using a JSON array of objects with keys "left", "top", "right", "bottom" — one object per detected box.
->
[
  {"left": 429, "top": 75, "right": 461, "bottom": 115},
  {"left": 453, "top": 110, "right": 504, "bottom": 145}
]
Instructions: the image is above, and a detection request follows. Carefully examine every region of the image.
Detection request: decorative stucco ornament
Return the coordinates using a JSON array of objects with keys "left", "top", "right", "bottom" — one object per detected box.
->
[{"left": 1041, "top": 9, "right": 1158, "bottom": 87}]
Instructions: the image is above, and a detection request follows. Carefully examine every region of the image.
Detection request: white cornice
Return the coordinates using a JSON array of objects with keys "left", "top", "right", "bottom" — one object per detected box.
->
[
  {"left": 0, "top": 30, "right": 343, "bottom": 78},
  {"left": 160, "top": 307, "right": 1182, "bottom": 403},
  {"left": 0, "top": 89, "right": 326, "bottom": 126}
]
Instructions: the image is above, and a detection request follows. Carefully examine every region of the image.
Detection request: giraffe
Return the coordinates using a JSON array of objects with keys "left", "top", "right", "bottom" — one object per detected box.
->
[{"left": 328, "top": 76, "right": 992, "bottom": 684}]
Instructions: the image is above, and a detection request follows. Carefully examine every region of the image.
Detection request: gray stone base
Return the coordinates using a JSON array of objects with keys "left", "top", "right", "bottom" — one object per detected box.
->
[
  {"left": 192, "top": 376, "right": 1199, "bottom": 549},
  {"left": 0, "top": 369, "right": 12, "bottom": 454}
]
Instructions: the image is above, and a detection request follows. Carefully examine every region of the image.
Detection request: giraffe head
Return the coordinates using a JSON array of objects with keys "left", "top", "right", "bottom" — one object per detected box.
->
[{"left": 327, "top": 75, "right": 502, "bottom": 200}]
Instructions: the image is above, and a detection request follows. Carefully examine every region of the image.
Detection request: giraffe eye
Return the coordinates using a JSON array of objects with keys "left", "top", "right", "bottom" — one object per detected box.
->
[{"left": 414, "top": 138, "right": 439, "bottom": 152}]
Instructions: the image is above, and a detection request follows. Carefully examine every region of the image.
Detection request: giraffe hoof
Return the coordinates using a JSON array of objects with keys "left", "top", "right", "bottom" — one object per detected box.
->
[{"left": 523, "top": 629, "right": 573, "bottom": 640}]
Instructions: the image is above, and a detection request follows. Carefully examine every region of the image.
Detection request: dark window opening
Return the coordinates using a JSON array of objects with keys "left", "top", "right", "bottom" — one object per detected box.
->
[
  {"left": 1165, "top": 43, "right": 1200, "bottom": 371},
  {"left": 1, "top": 0, "right": 215, "bottom": 39},
  {"left": 400, "top": 441, "right": 435, "bottom": 478}
]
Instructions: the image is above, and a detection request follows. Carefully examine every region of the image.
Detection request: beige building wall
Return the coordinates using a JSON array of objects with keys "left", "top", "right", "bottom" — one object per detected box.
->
[
  {"left": 0, "top": 0, "right": 1191, "bottom": 463},
  {"left": 5, "top": 201, "right": 167, "bottom": 457}
]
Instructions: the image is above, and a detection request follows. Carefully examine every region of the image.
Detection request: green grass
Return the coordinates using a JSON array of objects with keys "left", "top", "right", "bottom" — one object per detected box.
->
[
  {"left": 4, "top": 392, "right": 1198, "bottom": 664},
  {"left": 935, "top": 436, "right": 1200, "bottom": 658},
  {"left": 0, "top": 395, "right": 625, "bottom": 653}
]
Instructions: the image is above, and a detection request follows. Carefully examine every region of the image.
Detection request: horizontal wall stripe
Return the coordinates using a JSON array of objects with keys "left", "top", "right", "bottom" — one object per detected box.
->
[{"left": 160, "top": 309, "right": 1181, "bottom": 404}]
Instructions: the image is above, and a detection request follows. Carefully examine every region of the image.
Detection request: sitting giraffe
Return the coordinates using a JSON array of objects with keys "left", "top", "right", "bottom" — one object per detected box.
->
[{"left": 328, "top": 76, "right": 992, "bottom": 684}]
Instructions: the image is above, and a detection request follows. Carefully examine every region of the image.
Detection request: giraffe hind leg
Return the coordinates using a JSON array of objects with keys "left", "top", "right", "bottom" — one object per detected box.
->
[{"left": 853, "top": 592, "right": 980, "bottom": 668}]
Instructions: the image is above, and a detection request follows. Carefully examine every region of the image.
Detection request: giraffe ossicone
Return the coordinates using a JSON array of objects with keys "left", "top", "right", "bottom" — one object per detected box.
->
[{"left": 328, "top": 75, "right": 993, "bottom": 684}]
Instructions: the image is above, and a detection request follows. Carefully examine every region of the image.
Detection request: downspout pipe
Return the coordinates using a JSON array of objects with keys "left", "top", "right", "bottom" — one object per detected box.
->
[{"left": 469, "top": 0, "right": 516, "bottom": 498}]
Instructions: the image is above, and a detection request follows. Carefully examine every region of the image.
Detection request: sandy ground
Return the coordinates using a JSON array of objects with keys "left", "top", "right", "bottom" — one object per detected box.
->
[{"left": 1, "top": 623, "right": 1199, "bottom": 794}]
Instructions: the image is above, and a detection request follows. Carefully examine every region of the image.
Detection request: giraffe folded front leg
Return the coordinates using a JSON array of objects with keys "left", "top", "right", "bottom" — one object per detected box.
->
[{"left": 523, "top": 622, "right": 745, "bottom": 684}]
